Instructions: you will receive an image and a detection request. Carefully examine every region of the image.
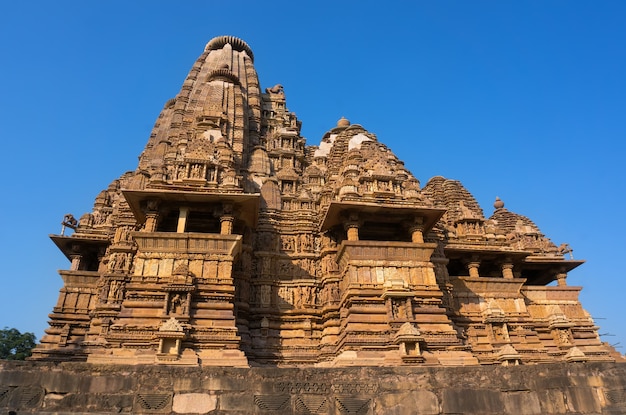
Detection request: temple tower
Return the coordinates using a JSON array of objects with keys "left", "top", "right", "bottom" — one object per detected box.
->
[{"left": 32, "top": 36, "right": 616, "bottom": 367}]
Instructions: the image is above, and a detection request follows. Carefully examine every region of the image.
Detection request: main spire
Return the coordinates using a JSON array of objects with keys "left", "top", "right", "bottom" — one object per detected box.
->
[{"left": 136, "top": 35, "right": 261, "bottom": 191}]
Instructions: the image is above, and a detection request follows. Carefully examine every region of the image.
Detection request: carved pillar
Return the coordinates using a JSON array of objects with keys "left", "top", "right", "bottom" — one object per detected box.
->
[
  {"left": 220, "top": 214, "right": 234, "bottom": 235},
  {"left": 69, "top": 255, "right": 81, "bottom": 271},
  {"left": 556, "top": 272, "right": 568, "bottom": 286},
  {"left": 145, "top": 213, "right": 158, "bottom": 232},
  {"left": 501, "top": 263, "right": 514, "bottom": 279},
  {"left": 345, "top": 222, "right": 359, "bottom": 241},
  {"left": 69, "top": 243, "right": 82, "bottom": 270},
  {"left": 466, "top": 261, "right": 480, "bottom": 278},
  {"left": 408, "top": 217, "right": 425, "bottom": 244},
  {"left": 344, "top": 212, "right": 360, "bottom": 241},
  {"left": 177, "top": 207, "right": 189, "bottom": 233},
  {"left": 144, "top": 199, "right": 160, "bottom": 232}
]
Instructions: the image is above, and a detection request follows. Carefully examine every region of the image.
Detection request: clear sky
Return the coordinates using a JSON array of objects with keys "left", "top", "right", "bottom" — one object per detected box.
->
[{"left": 1, "top": 1, "right": 624, "bottom": 353}]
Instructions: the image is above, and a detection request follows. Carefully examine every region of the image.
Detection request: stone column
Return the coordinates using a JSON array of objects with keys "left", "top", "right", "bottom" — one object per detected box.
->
[
  {"left": 220, "top": 214, "right": 234, "bottom": 235},
  {"left": 70, "top": 244, "right": 82, "bottom": 270},
  {"left": 344, "top": 212, "right": 360, "bottom": 241},
  {"left": 501, "top": 263, "right": 514, "bottom": 279},
  {"left": 466, "top": 261, "right": 480, "bottom": 278},
  {"left": 144, "top": 213, "right": 158, "bottom": 232},
  {"left": 70, "top": 255, "right": 81, "bottom": 271},
  {"left": 345, "top": 222, "right": 359, "bottom": 241},
  {"left": 177, "top": 207, "right": 188, "bottom": 233},
  {"left": 144, "top": 199, "right": 160, "bottom": 232},
  {"left": 409, "top": 218, "right": 425, "bottom": 244}
]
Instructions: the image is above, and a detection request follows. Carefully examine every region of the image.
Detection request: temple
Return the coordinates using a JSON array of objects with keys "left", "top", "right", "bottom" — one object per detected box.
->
[{"left": 32, "top": 35, "right": 617, "bottom": 367}]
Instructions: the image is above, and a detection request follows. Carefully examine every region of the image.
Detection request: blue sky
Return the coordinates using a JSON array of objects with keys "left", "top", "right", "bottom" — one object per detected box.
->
[{"left": 1, "top": 2, "right": 624, "bottom": 352}]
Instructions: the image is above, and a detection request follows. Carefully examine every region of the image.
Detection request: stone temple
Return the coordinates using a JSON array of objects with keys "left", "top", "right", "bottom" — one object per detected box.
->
[{"left": 32, "top": 35, "right": 617, "bottom": 368}]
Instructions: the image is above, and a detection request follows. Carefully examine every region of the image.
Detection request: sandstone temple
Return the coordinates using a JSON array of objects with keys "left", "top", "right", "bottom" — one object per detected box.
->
[{"left": 32, "top": 35, "right": 617, "bottom": 369}]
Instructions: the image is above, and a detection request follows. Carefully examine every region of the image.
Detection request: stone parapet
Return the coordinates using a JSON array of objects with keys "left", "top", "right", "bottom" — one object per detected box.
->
[
  {"left": 133, "top": 232, "right": 242, "bottom": 256},
  {"left": 1, "top": 361, "right": 626, "bottom": 414}
]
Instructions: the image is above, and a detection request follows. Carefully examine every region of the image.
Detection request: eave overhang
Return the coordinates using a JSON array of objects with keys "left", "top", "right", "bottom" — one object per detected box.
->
[
  {"left": 319, "top": 200, "right": 445, "bottom": 233},
  {"left": 50, "top": 234, "right": 110, "bottom": 262},
  {"left": 122, "top": 189, "right": 260, "bottom": 228}
]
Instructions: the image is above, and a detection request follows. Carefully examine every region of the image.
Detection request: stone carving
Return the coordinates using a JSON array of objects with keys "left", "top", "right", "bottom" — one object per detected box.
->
[
  {"left": 107, "top": 253, "right": 132, "bottom": 272},
  {"left": 295, "top": 396, "right": 329, "bottom": 413},
  {"left": 32, "top": 35, "right": 616, "bottom": 369},
  {"left": 558, "top": 243, "right": 574, "bottom": 258},
  {"left": 265, "top": 84, "right": 284, "bottom": 95},
  {"left": 254, "top": 395, "right": 289, "bottom": 411},
  {"left": 135, "top": 393, "right": 171, "bottom": 411},
  {"left": 160, "top": 317, "right": 184, "bottom": 333},
  {"left": 168, "top": 293, "right": 186, "bottom": 315},
  {"left": 107, "top": 280, "right": 125, "bottom": 302},
  {"left": 60, "top": 214, "right": 78, "bottom": 235}
]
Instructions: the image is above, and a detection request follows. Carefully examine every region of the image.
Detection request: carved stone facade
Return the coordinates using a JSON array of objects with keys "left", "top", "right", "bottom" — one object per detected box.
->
[{"left": 33, "top": 36, "right": 618, "bottom": 367}]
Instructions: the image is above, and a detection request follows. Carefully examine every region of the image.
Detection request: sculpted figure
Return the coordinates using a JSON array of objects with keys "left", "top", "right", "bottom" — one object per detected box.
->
[
  {"left": 62, "top": 214, "right": 78, "bottom": 229},
  {"left": 330, "top": 283, "right": 340, "bottom": 302},
  {"left": 302, "top": 286, "right": 311, "bottom": 306},
  {"left": 107, "top": 254, "right": 118, "bottom": 271},
  {"left": 292, "top": 287, "right": 301, "bottom": 308},
  {"left": 108, "top": 280, "right": 124, "bottom": 302},
  {"left": 170, "top": 293, "right": 185, "bottom": 314},
  {"left": 99, "top": 281, "right": 110, "bottom": 302},
  {"left": 391, "top": 300, "right": 400, "bottom": 318},
  {"left": 266, "top": 84, "right": 284, "bottom": 95},
  {"left": 282, "top": 236, "right": 295, "bottom": 251},
  {"left": 260, "top": 285, "right": 271, "bottom": 306},
  {"left": 558, "top": 243, "right": 574, "bottom": 258}
]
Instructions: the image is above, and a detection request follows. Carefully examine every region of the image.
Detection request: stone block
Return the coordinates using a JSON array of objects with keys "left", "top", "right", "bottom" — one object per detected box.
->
[
  {"left": 40, "top": 371, "right": 91, "bottom": 393},
  {"left": 172, "top": 393, "right": 216, "bottom": 413},
  {"left": 88, "top": 375, "right": 133, "bottom": 393},
  {"left": 502, "top": 390, "right": 541, "bottom": 415},
  {"left": 442, "top": 388, "right": 503, "bottom": 414},
  {"left": 173, "top": 376, "right": 201, "bottom": 392},
  {"left": 565, "top": 387, "right": 602, "bottom": 413},
  {"left": 537, "top": 389, "right": 567, "bottom": 414},
  {"left": 219, "top": 392, "right": 254, "bottom": 411},
  {"left": 203, "top": 375, "right": 247, "bottom": 391},
  {"left": 375, "top": 390, "right": 439, "bottom": 415},
  {"left": 0, "top": 368, "right": 40, "bottom": 386}
]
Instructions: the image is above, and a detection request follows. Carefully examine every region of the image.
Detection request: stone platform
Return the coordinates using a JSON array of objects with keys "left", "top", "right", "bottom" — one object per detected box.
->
[{"left": 1, "top": 361, "right": 626, "bottom": 414}]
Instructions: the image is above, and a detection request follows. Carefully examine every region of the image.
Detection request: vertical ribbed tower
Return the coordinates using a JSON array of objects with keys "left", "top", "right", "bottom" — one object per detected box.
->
[
  {"left": 33, "top": 36, "right": 268, "bottom": 366},
  {"left": 136, "top": 35, "right": 261, "bottom": 192}
]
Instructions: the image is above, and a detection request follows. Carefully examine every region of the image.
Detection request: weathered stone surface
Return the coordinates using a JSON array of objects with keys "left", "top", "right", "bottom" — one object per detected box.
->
[
  {"left": 376, "top": 390, "right": 439, "bottom": 414},
  {"left": 1, "top": 361, "right": 626, "bottom": 414},
  {"left": 503, "top": 391, "right": 542, "bottom": 415},
  {"left": 219, "top": 392, "right": 255, "bottom": 411},
  {"left": 441, "top": 388, "right": 503, "bottom": 414},
  {"left": 172, "top": 393, "right": 216, "bottom": 413}
]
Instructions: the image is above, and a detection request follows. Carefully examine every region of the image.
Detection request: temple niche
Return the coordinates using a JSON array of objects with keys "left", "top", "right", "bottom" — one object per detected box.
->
[{"left": 32, "top": 35, "right": 618, "bottom": 367}]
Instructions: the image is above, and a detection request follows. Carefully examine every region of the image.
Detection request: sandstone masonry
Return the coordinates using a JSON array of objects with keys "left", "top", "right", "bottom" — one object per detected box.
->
[
  {"left": 2, "top": 360, "right": 626, "bottom": 414},
  {"left": 31, "top": 35, "right": 619, "bottom": 369}
]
